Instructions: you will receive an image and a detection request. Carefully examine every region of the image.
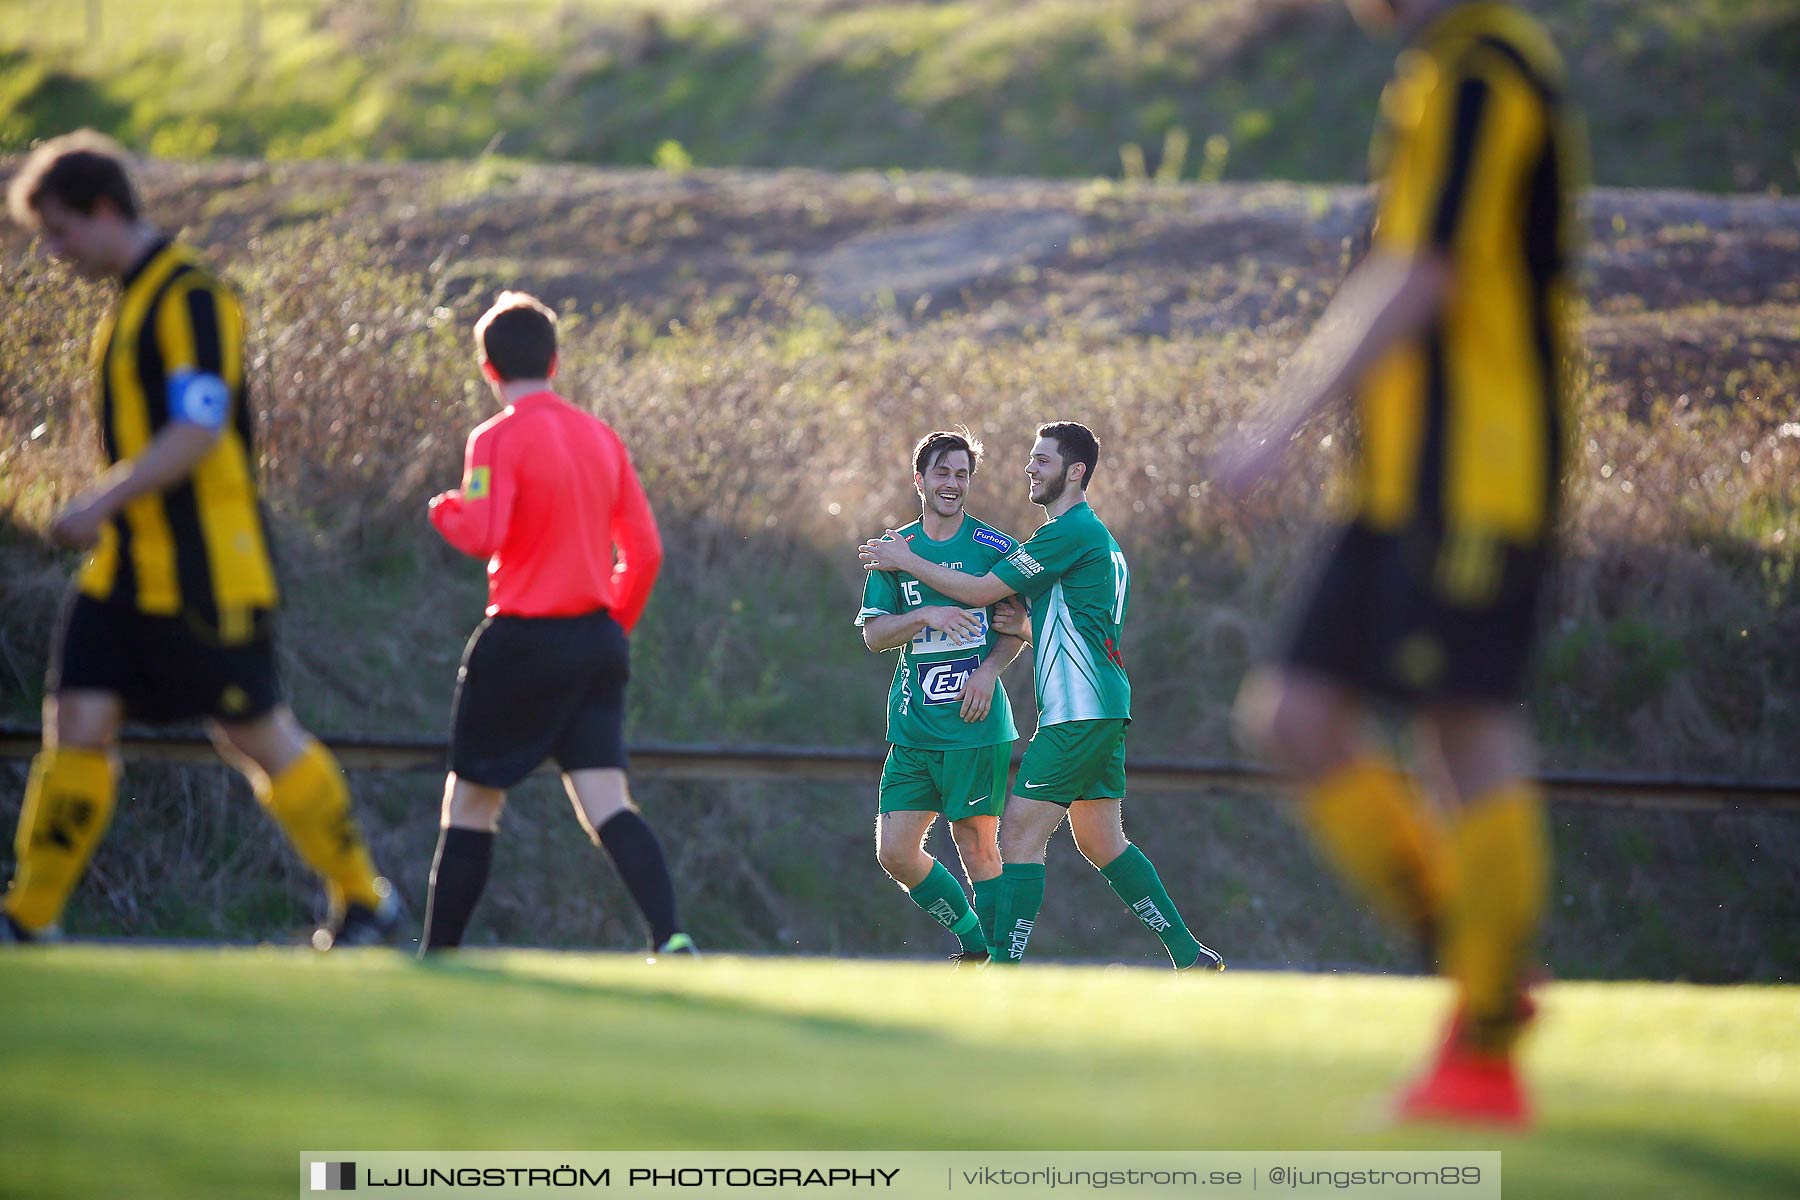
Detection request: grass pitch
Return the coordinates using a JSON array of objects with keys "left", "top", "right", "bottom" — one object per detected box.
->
[{"left": 0, "top": 949, "right": 1795, "bottom": 1199}]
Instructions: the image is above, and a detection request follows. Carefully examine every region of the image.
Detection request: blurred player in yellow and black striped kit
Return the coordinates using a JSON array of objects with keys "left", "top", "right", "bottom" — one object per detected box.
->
[
  {"left": 1216, "top": 1, "right": 1585, "bottom": 1125},
  {"left": 3, "top": 131, "right": 394, "bottom": 948}
]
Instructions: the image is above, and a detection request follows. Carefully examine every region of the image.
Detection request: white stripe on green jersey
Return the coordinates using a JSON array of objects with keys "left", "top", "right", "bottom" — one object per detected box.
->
[
  {"left": 855, "top": 513, "right": 1021, "bottom": 750},
  {"left": 989, "top": 500, "right": 1131, "bottom": 725}
]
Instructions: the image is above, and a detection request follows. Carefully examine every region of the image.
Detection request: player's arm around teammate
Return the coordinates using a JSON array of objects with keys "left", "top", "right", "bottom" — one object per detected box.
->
[
  {"left": 3, "top": 131, "right": 394, "bottom": 948},
  {"left": 989, "top": 597, "right": 1031, "bottom": 645},
  {"left": 863, "top": 423, "right": 1225, "bottom": 970},
  {"left": 418, "top": 292, "right": 692, "bottom": 958}
]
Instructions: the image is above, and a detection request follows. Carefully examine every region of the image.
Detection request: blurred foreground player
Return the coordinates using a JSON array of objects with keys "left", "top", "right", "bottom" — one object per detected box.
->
[
  {"left": 1215, "top": 0, "right": 1586, "bottom": 1127},
  {"left": 2, "top": 130, "right": 394, "bottom": 948},
  {"left": 421, "top": 292, "right": 693, "bottom": 957}
]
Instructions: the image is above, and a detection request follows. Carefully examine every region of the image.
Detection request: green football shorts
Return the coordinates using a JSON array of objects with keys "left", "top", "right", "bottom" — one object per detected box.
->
[
  {"left": 878, "top": 742, "right": 1012, "bottom": 820},
  {"left": 1013, "top": 718, "right": 1128, "bottom": 806}
]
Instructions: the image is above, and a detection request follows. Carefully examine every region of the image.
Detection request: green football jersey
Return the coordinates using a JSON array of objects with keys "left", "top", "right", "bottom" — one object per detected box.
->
[
  {"left": 989, "top": 500, "right": 1131, "bottom": 726},
  {"left": 856, "top": 514, "right": 1021, "bottom": 751}
]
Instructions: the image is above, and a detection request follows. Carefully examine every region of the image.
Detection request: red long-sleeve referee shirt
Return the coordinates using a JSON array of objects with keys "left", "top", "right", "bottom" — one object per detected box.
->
[{"left": 429, "top": 391, "right": 662, "bottom": 630}]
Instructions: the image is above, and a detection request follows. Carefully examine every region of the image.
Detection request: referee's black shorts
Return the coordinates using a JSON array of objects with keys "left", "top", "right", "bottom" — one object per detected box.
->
[
  {"left": 50, "top": 590, "right": 282, "bottom": 724},
  {"left": 1280, "top": 521, "right": 1550, "bottom": 706},
  {"left": 448, "top": 609, "right": 630, "bottom": 788}
]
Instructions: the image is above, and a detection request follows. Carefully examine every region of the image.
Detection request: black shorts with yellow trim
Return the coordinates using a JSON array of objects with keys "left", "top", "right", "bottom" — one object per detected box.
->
[
  {"left": 50, "top": 590, "right": 282, "bottom": 723},
  {"left": 448, "top": 609, "right": 630, "bottom": 789},
  {"left": 1280, "top": 521, "right": 1549, "bottom": 705}
]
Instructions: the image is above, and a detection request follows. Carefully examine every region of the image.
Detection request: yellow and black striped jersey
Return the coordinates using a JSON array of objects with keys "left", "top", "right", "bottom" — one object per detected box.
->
[
  {"left": 1356, "top": 2, "right": 1585, "bottom": 565},
  {"left": 78, "top": 239, "right": 278, "bottom": 627}
]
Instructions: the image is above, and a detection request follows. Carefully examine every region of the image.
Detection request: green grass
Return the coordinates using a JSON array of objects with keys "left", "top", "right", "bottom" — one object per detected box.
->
[
  {"left": 0, "top": 0, "right": 1795, "bottom": 189},
  {"left": 0, "top": 949, "right": 1795, "bottom": 1199}
]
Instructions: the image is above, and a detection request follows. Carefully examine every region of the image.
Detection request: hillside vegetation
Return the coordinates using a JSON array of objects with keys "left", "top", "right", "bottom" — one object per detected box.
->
[
  {"left": 0, "top": 158, "right": 1795, "bottom": 977},
  {"left": 1, "top": 0, "right": 1796, "bottom": 191}
]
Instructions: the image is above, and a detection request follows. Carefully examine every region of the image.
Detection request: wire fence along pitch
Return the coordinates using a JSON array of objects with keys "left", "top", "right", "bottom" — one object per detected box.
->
[{"left": 1, "top": 723, "right": 1796, "bottom": 813}]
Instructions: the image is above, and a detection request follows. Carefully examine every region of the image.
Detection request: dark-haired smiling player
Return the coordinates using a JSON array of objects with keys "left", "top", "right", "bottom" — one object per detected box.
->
[
  {"left": 420, "top": 291, "right": 693, "bottom": 957},
  {"left": 855, "top": 428, "right": 1026, "bottom": 963}
]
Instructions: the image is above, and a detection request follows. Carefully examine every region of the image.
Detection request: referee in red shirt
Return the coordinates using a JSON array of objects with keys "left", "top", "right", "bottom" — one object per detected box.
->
[{"left": 419, "top": 292, "right": 693, "bottom": 957}]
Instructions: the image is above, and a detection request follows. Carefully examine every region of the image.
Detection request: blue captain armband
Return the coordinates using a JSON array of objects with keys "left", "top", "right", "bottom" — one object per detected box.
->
[{"left": 168, "top": 370, "right": 230, "bottom": 430}]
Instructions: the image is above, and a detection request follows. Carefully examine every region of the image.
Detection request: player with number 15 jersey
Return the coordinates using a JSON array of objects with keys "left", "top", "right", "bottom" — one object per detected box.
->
[
  {"left": 859, "top": 515, "right": 1020, "bottom": 755},
  {"left": 856, "top": 429, "right": 1025, "bottom": 962}
]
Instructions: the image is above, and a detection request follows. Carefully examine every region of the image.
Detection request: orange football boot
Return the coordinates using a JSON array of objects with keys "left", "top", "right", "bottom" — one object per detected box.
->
[{"left": 1395, "top": 987, "right": 1539, "bottom": 1129}]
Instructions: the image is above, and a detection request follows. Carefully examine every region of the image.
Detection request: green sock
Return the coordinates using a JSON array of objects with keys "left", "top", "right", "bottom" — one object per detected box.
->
[
  {"left": 907, "top": 860, "right": 984, "bottom": 953},
  {"left": 971, "top": 875, "right": 1001, "bottom": 953},
  {"left": 1100, "top": 844, "right": 1206, "bottom": 969},
  {"left": 988, "top": 862, "right": 1047, "bottom": 965}
]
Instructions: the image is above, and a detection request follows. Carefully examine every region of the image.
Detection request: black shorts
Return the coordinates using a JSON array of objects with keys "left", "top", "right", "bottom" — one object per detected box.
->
[
  {"left": 1280, "top": 522, "right": 1549, "bottom": 705},
  {"left": 448, "top": 609, "right": 630, "bottom": 788},
  {"left": 49, "top": 591, "right": 282, "bottom": 723}
]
